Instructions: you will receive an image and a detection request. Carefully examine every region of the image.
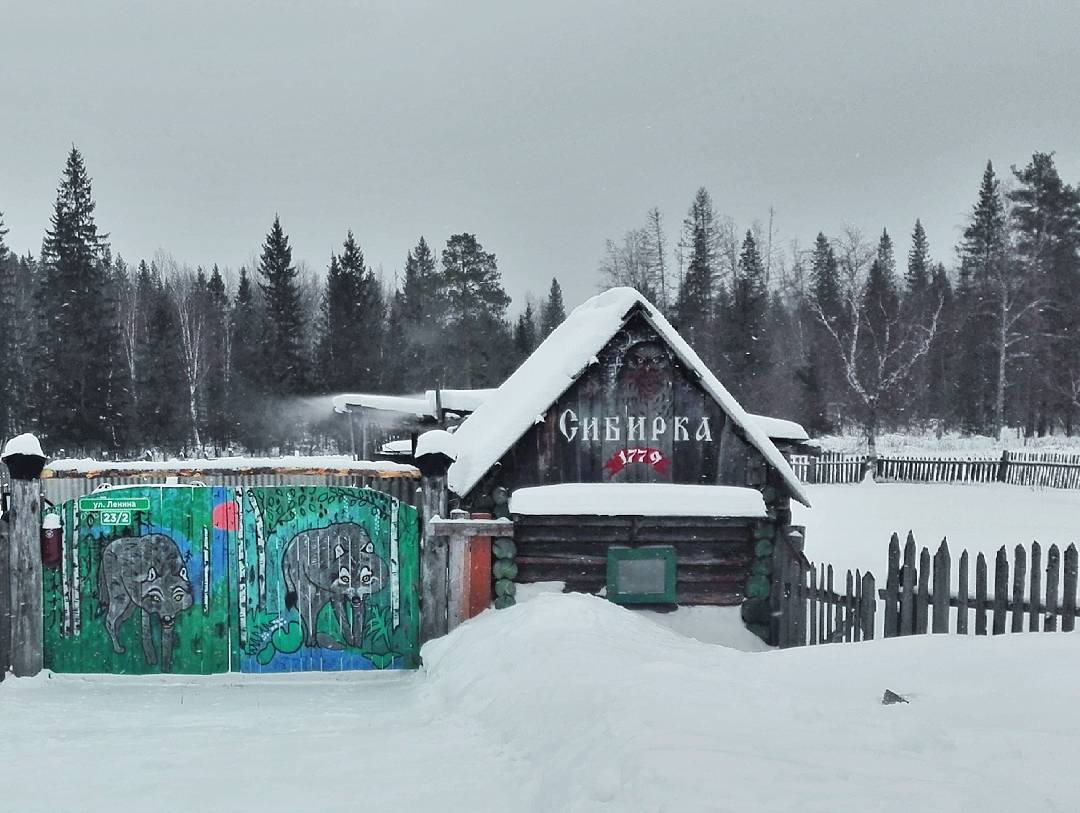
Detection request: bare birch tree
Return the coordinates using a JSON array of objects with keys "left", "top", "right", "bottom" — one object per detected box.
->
[
  {"left": 165, "top": 262, "right": 210, "bottom": 451},
  {"left": 811, "top": 227, "right": 944, "bottom": 472}
]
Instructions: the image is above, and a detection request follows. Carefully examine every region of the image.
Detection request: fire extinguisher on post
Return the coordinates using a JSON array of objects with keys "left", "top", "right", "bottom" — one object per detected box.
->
[{"left": 40, "top": 513, "right": 62, "bottom": 568}]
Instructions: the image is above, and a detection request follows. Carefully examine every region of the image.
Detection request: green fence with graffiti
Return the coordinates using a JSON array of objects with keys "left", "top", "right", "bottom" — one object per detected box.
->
[{"left": 43, "top": 485, "right": 420, "bottom": 674}]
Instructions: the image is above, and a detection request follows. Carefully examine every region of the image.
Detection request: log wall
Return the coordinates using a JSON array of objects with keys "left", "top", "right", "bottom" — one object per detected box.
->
[{"left": 512, "top": 515, "right": 755, "bottom": 606}]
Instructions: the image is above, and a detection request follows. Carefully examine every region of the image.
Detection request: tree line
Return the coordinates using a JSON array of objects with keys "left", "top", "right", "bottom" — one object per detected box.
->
[
  {"left": 599, "top": 153, "right": 1080, "bottom": 452},
  {"left": 0, "top": 147, "right": 567, "bottom": 457},
  {"left": 2, "top": 146, "right": 1078, "bottom": 459}
]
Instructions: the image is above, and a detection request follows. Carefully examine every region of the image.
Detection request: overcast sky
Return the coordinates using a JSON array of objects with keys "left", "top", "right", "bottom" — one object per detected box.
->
[{"left": 3, "top": 0, "right": 1079, "bottom": 310}]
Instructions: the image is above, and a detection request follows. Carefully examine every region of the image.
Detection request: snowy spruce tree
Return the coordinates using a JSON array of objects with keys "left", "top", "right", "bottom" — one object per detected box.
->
[
  {"left": 257, "top": 215, "right": 306, "bottom": 396},
  {"left": 513, "top": 302, "right": 539, "bottom": 362},
  {"left": 36, "top": 147, "right": 117, "bottom": 454},
  {"left": 805, "top": 232, "right": 843, "bottom": 433},
  {"left": 540, "top": 277, "right": 566, "bottom": 337},
  {"left": 723, "top": 230, "right": 769, "bottom": 405},
  {"left": 400, "top": 236, "right": 445, "bottom": 390},
  {"left": 441, "top": 233, "right": 512, "bottom": 387},
  {"left": 0, "top": 214, "right": 37, "bottom": 438},
  {"left": 674, "top": 187, "right": 718, "bottom": 358},
  {"left": 1008, "top": 152, "right": 1080, "bottom": 435},
  {"left": 316, "top": 232, "right": 385, "bottom": 393},
  {"left": 135, "top": 262, "right": 187, "bottom": 449},
  {"left": 230, "top": 266, "right": 265, "bottom": 451}
]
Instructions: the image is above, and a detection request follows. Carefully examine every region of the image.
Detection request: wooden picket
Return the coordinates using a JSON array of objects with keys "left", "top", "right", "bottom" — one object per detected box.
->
[
  {"left": 776, "top": 557, "right": 876, "bottom": 648},
  {"left": 881, "top": 534, "right": 1078, "bottom": 639},
  {"left": 789, "top": 449, "right": 1080, "bottom": 490},
  {"left": 776, "top": 531, "right": 1079, "bottom": 648}
]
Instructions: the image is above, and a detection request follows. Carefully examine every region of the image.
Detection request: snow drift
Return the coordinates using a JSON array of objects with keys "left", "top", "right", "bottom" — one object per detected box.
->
[
  {"left": 421, "top": 592, "right": 1079, "bottom": 812},
  {"left": 2, "top": 592, "right": 1077, "bottom": 812}
]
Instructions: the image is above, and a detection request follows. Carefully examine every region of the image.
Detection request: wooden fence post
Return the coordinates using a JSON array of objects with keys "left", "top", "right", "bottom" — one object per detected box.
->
[
  {"left": 884, "top": 533, "right": 900, "bottom": 638},
  {"left": 1029, "top": 542, "right": 1042, "bottom": 632},
  {"left": 932, "top": 540, "right": 950, "bottom": 633},
  {"left": 915, "top": 546, "right": 930, "bottom": 634},
  {"left": 844, "top": 570, "right": 854, "bottom": 642},
  {"left": 861, "top": 572, "right": 876, "bottom": 640},
  {"left": 957, "top": 550, "right": 969, "bottom": 634},
  {"left": 900, "top": 532, "right": 916, "bottom": 636},
  {"left": 444, "top": 510, "right": 470, "bottom": 630},
  {"left": 1062, "top": 544, "right": 1078, "bottom": 633},
  {"left": 1011, "top": 545, "right": 1027, "bottom": 633},
  {"left": 975, "top": 552, "right": 988, "bottom": 635},
  {"left": 0, "top": 504, "right": 9, "bottom": 676},
  {"left": 2, "top": 434, "right": 47, "bottom": 678},
  {"left": 825, "top": 565, "right": 835, "bottom": 641},
  {"left": 1046, "top": 545, "right": 1061, "bottom": 632},
  {"left": 992, "top": 546, "right": 1008, "bottom": 635},
  {"left": 997, "top": 449, "right": 1010, "bottom": 483},
  {"left": 420, "top": 530, "right": 449, "bottom": 643},
  {"left": 852, "top": 569, "right": 861, "bottom": 643}
]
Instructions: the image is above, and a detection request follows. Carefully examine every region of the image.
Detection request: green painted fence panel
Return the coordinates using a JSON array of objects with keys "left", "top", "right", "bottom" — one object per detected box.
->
[
  {"left": 43, "top": 486, "right": 232, "bottom": 674},
  {"left": 42, "top": 485, "right": 421, "bottom": 674},
  {"left": 237, "top": 486, "right": 420, "bottom": 672}
]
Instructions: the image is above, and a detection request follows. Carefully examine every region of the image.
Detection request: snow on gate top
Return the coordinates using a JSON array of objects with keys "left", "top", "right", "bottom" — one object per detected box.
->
[
  {"left": 439, "top": 287, "right": 811, "bottom": 506},
  {"left": 44, "top": 454, "right": 419, "bottom": 477}
]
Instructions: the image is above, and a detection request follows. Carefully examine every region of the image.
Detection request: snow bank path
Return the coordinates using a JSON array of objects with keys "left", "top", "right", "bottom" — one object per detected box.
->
[{"left": 0, "top": 672, "right": 525, "bottom": 813}]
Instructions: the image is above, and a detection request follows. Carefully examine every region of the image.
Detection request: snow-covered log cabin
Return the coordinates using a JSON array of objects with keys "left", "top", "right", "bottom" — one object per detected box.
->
[{"left": 413, "top": 288, "right": 811, "bottom": 639}]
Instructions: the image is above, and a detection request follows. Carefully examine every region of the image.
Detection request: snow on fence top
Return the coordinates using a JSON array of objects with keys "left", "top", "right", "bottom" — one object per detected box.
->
[
  {"left": 444, "top": 287, "right": 811, "bottom": 506},
  {"left": 509, "top": 483, "right": 768, "bottom": 518},
  {"left": 44, "top": 455, "right": 420, "bottom": 478}
]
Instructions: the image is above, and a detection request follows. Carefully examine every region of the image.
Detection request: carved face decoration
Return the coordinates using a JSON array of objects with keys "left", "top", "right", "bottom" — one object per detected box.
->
[{"left": 621, "top": 340, "right": 670, "bottom": 400}]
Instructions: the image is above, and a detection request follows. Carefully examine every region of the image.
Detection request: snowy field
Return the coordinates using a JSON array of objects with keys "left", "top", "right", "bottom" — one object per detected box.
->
[
  {"left": 2, "top": 592, "right": 1078, "bottom": 813},
  {"left": 816, "top": 428, "right": 1080, "bottom": 455},
  {"left": 794, "top": 481, "right": 1080, "bottom": 582}
]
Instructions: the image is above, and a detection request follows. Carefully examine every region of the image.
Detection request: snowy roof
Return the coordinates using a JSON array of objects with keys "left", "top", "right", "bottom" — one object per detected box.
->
[
  {"left": 749, "top": 414, "right": 809, "bottom": 442},
  {"left": 332, "top": 388, "right": 496, "bottom": 417},
  {"left": 332, "top": 393, "right": 431, "bottom": 416},
  {"left": 445, "top": 288, "right": 811, "bottom": 506},
  {"left": 45, "top": 455, "right": 418, "bottom": 478},
  {"left": 510, "top": 484, "right": 768, "bottom": 518},
  {"left": 380, "top": 438, "right": 414, "bottom": 456},
  {"left": 434, "top": 389, "right": 497, "bottom": 413}
]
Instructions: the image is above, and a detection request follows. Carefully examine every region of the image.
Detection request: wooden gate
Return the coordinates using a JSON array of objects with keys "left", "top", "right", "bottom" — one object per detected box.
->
[{"left": 42, "top": 485, "right": 420, "bottom": 674}]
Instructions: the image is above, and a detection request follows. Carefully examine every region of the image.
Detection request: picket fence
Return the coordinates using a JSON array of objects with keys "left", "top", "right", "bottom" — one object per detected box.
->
[
  {"left": 774, "top": 533, "right": 1079, "bottom": 648},
  {"left": 789, "top": 449, "right": 1080, "bottom": 489}
]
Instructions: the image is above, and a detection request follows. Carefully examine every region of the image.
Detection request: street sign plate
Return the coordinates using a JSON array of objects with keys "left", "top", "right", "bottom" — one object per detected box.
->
[{"left": 78, "top": 496, "right": 151, "bottom": 513}]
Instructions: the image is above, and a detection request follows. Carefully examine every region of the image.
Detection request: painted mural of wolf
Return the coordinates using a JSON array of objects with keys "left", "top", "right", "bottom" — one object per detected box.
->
[
  {"left": 282, "top": 523, "right": 389, "bottom": 649},
  {"left": 97, "top": 533, "right": 195, "bottom": 672}
]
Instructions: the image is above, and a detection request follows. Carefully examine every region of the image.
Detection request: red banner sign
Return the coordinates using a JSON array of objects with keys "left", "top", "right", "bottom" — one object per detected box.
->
[{"left": 603, "top": 447, "right": 672, "bottom": 478}]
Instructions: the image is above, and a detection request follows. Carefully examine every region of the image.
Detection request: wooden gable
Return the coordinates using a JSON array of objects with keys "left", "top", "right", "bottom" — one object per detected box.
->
[{"left": 478, "top": 311, "right": 767, "bottom": 496}]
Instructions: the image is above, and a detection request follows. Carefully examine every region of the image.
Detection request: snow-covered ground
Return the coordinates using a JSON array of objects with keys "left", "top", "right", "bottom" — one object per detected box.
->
[
  {"left": 794, "top": 481, "right": 1080, "bottom": 582},
  {"left": 816, "top": 428, "right": 1080, "bottom": 455},
  {"left": 2, "top": 592, "right": 1076, "bottom": 812}
]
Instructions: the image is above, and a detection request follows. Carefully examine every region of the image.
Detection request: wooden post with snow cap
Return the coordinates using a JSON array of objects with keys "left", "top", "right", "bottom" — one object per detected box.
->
[
  {"left": 2, "top": 433, "right": 47, "bottom": 677},
  {"left": 415, "top": 429, "right": 455, "bottom": 643}
]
